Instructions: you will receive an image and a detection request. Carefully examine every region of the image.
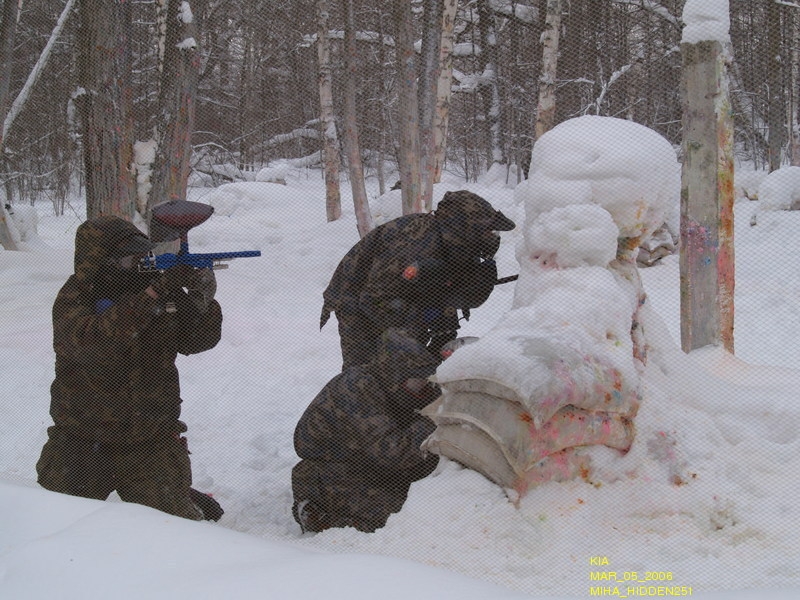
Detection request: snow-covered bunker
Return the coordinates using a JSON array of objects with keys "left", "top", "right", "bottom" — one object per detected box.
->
[{"left": 423, "top": 116, "right": 681, "bottom": 498}]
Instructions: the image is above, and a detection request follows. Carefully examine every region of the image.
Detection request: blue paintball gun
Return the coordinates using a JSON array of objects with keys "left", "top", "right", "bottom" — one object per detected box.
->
[{"left": 139, "top": 199, "right": 261, "bottom": 272}]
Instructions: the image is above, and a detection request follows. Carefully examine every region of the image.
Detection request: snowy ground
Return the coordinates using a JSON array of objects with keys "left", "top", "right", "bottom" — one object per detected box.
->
[{"left": 1, "top": 166, "right": 799, "bottom": 599}]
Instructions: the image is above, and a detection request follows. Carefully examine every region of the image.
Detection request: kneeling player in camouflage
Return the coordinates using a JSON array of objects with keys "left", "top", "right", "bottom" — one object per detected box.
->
[
  {"left": 36, "top": 216, "right": 223, "bottom": 521},
  {"left": 291, "top": 329, "right": 441, "bottom": 532}
]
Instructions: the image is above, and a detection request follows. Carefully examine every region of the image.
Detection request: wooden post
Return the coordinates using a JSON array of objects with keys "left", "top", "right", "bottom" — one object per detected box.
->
[{"left": 679, "top": 39, "right": 735, "bottom": 353}]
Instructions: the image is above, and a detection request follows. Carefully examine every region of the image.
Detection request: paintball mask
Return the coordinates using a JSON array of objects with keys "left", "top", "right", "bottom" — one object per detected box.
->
[{"left": 435, "top": 191, "right": 515, "bottom": 259}]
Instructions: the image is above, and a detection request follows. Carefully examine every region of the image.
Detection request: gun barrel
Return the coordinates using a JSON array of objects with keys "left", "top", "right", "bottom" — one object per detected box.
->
[
  {"left": 139, "top": 250, "right": 261, "bottom": 272},
  {"left": 495, "top": 274, "right": 519, "bottom": 285}
]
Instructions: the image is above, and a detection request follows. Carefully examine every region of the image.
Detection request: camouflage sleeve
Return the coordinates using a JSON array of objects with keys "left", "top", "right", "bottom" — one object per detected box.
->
[
  {"left": 346, "top": 381, "right": 436, "bottom": 471},
  {"left": 359, "top": 413, "right": 436, "bottom": 472},
  {"left": 52, "top": 279, "right": 164, "bottom": 364},
  {"left": 356, "top": 219, "right": 438, "bottom": 328},
  {"left": 295, "top": 371, "right": 436, "bottom": 473}
]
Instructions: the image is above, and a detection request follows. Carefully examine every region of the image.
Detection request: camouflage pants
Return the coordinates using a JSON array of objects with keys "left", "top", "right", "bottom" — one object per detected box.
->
[
  {"left": 36, "top": 425, "right": 202, "bottom": 520},
  {"left": 291, "top": 459, "right": 410, "bottom": 533}
]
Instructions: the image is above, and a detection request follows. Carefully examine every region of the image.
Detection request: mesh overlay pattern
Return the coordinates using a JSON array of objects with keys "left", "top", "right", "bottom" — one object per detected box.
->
[{"left": 1, "top": 1, "right": 799, "bottom": 597}]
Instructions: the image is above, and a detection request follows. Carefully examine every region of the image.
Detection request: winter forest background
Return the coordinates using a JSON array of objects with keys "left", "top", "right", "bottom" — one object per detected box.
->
[
  {"left": 0, "top": 0, "right": 797, "bottom": 220},
  {"left": 2, "top": 1, "right": 800, "bottom": 598}
]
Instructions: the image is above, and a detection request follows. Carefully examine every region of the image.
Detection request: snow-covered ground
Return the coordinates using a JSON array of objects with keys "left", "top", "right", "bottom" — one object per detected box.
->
[{"left": 2, "top": 152, "right": 799, "bottom": 598}]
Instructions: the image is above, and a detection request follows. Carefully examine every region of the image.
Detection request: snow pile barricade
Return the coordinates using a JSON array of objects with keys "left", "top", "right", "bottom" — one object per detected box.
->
[
  {"left": 422, "top": 116, "right": 680, "bottom": 498},
  {"left": 423, "top": 329, "right": 640, "bottom": 496}
]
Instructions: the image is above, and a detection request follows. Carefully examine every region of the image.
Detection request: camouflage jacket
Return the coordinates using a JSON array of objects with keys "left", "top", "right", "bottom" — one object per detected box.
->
[
  {"left": 321, "top": 212, "right": 496, "bottom": 331},
  {"left": 49, "top": 217, "right": 222, "bottom": 443},
  {"left": 293, "top": 363, "right": 439, "bottom": 484}
]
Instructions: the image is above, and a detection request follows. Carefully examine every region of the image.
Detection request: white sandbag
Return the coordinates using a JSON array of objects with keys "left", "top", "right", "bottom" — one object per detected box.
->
[
  {"left": 422, "top": 423, "right": 518, "bottom": 489},
  {"left": 422, "top": 422, "right": 596, "bottom": 495},
  {"left": 517, "top": 448, "right": 594, "bottom": 492},
  {"left": 422, "top": 394, "right": 530, "bottom": 480},
  {"left": 436, "top": 336, "right": 640, "bottom": 427},
  {"left": 422, "top": 391, "right": 635, "bottom": 489}
]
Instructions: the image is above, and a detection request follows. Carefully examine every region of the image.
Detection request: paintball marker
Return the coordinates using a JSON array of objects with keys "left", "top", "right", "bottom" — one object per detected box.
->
[
  {"left": 139, "top": 200, "right": 261, "bottom": 272},
  {"left": 495, "top": 274, "right": 518, "bottom": 285}
]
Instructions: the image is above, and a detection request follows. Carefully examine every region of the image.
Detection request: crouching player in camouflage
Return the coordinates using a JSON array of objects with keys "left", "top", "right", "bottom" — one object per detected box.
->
[
  {"left": 320, "top": 190, "right": 515, "bottom": 370},
  {"left": 291, "top": 328, "right": 441, "bottom": 533},
  {"left": 36, "top": 216, "right": 223, "bottom": 521}
]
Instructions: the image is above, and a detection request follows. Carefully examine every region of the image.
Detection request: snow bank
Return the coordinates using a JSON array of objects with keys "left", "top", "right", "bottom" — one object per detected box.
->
[{"left": 757, "top": 166, "right": 800, "bottom": 212}]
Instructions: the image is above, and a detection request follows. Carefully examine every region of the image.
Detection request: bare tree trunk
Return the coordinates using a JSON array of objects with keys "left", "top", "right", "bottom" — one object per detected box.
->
[
  {"left": 432, "top": 0, "right": 457, "bottom": 185},
  {"left": 477, "top": 0, "right": 504, "bottom": 167},
  {"left": 535, "top": 0, "right": 562, "bottom": 141},
  {"left": 77, "top": 0, "right": 137, "bottom": 220},
  {"left": 767, "top": 0, "right": 785, "bottom": 171},
  {"left": 680, "top": 39, "right": 735, "bottom": 354},
  {"left": 148, "top": 0, "right": 201, "bottom": 219},
  {"left": 790, "top": 7, "right": 800, "bottom": 166},
  {"left": 317, "top": 0, "right": 341, "bottom": 222},
  {"left": 418, "top": 0, "right": 441, "bottom": 211},
  {"left": 394, "top": 0, "right": 423, "bottom": 214},
  {"left": 0, "top": 0, "right": 19, "bottom": 147},
  {"left": 341, "top": 0, "right": 372, "bottom": 237},
  {"left": 0, "top": 0, "right": 19, "bottom": 249}
]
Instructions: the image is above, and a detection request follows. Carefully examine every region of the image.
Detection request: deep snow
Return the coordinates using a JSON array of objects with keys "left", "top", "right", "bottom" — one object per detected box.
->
[{"left": 1, "top": 154, "right": 799, "bottom": 598}]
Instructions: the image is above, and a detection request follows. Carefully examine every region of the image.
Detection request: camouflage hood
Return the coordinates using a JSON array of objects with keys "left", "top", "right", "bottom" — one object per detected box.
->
[
  {"left": 434, "top": 190, "right": 514, "bottom": 258},
  {"left": 374, "top": 328, "right": 441, "bottom": 392},
  {"left": 73, "top": 216, "right": 153, "bottom": 283}
]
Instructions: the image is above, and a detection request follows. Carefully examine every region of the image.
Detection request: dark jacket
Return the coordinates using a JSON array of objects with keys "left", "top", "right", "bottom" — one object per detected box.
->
[
  {"left": 294, "top": 329, "right": 441, "bottom": 487},
  {"left": 321, "top": 193, "right": 508, "bottom": 338},
  {"left": 49, "top": 217, "right": 222, "bottom": 443}
]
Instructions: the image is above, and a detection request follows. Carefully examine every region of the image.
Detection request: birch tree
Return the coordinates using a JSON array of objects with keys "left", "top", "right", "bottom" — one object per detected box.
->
[
  {"left": 317, "top": 0, "right": 341, "bottom": 222},
  {"left": 476, "top": 0, "right": 504, "bottom": 167},
  {"left": 418, "top": 0, "right": 442, "bottom": 211},
  {"left": 534, "top": 0, "right": 562, "bottom": 141},
  {"left": 394, "top": 0, "right": 423, "bottom": 215},
  {"left": 0, "top": 0, "right": 19, "bottom": 152},
  {"left": 432, "top": 0, "right": 458, "bottom": 184},
  {"left": 341, "top": 0, "right": 372, "bottom": 237}
]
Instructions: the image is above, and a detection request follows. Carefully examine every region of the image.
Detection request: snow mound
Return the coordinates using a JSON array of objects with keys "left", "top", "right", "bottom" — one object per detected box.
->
[
  {"left": 425, "top": 117, "right": 680, "bottom": 496},
  {"left": 514, "top": 115, "right": 680, "bottom": 241},
  {"left": 757, "top": 166, "right": 800, "bottom": 212}
]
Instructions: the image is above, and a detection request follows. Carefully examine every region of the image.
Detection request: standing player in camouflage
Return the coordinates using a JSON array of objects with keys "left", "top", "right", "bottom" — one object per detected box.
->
[
  {"left": 320, "top": 190, "right": 515, "bottom": 369},
  {"left": 36, "top": 216, "right": 223, "bottom": 521},
  {"left": 292, "top": 328, "right": 441, "bottom": 533}
]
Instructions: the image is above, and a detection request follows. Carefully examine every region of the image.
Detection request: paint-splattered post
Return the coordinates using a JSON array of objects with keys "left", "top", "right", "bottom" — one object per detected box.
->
[{"left": 679, "top": 0, "right": 735, "bottom": 353}]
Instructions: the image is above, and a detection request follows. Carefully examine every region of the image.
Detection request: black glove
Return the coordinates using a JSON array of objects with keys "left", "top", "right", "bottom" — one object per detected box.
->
[
  {"left": 455, "top": 258, "right": 497, "bottom": 308},
  {"left": 151, "top": 263, "right": 197, "bottom": 297},
  {"left": 188, "top": 268, "right": 217, "bottom": 313},
  {"left": 477, "top": 232, "right": 501, "bottom": 259},
  {"left": 189, "top": 487, "right": 224, "bottom": 521}
]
